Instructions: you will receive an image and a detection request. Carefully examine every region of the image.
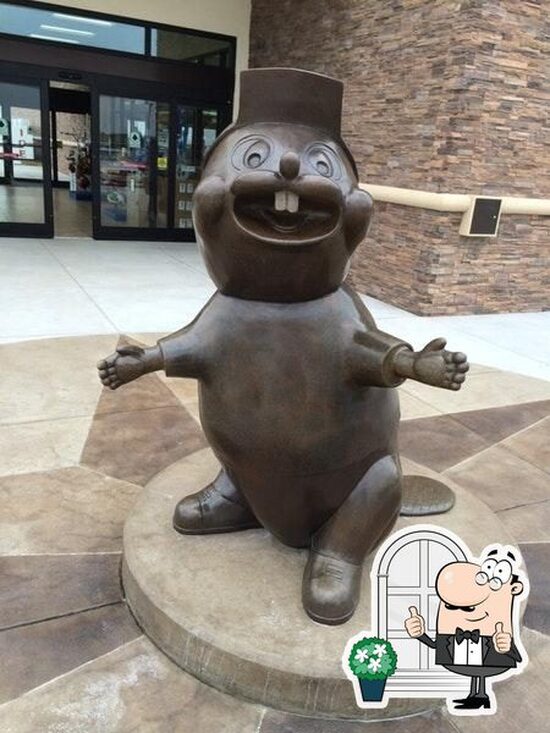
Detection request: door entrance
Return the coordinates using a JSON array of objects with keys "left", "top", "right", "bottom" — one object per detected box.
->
[
  {"left": 0, "top": 9, "right": 234, "bottom": 240},
  {"left": 0, "top": 65, "right": 230, "bottom": 240},
  {"left": 50, "top": 82, "right": 92, "bottom": 237},
  {"left": 93, "top": 92, "right": 223, "bottom": 240},
  {"left": 0, "top": 77, "right": 53, "bottom": 237}
]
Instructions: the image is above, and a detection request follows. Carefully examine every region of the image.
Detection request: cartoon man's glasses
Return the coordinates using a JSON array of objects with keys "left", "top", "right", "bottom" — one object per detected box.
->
[{"left": 475, "top": 558, "right": 512, "bottom": 590}]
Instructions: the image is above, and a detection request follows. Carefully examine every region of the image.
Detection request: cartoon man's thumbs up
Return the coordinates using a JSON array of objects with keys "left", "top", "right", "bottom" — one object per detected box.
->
[
  {"left": 404, "top": 605, "right": 425, "bottom": 638},
  {"left": 492, "top": 621, "right": 512, "bottom": 654}
]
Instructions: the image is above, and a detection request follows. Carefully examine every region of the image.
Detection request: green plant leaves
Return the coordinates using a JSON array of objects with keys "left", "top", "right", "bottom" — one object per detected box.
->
[{"left": 347, "top": 636, "right": 398, "bottom": 680}]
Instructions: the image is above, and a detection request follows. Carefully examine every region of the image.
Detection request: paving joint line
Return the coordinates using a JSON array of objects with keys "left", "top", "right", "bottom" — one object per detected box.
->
[
  {"left": 496, "top": 498, "right": 550, "bottom": 514},
  {"left": 0, "top": 600, "right": 123, "bottom": 633},
  {"left": 1, "top": 400, "right": 195, "bottom": 429},
  {"left": 443, "top": 412, "right": 550, "bottom": 473},
  {"left": 0, "top": 635, "right": 146, "bottom": 710},
  {"left": 41, "top": 239, "right": 120, "bottom": 333}
]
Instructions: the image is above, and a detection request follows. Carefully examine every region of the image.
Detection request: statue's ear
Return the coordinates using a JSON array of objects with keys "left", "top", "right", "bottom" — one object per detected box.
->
[{"left": 345, "top": 189, "right": 373, "bottom": 251}]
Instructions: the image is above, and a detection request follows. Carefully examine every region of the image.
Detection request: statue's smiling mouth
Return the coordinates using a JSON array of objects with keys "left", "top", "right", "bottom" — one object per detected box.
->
[{"left": 233, "top": 189, "right": 340, "bottom": 242}]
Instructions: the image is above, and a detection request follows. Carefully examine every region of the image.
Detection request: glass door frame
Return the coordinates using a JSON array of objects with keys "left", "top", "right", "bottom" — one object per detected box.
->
[
  {"left": 0, "top": 71, "right": 53, "bottom": 238},
  {"left": 90, "top": 81, "right": 229, "bottom": 242}
]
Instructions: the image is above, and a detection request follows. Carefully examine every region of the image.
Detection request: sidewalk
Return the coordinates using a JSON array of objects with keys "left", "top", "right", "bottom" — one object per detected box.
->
[{"left": 1, "top": 237, "right": 549, "bottom": 381}]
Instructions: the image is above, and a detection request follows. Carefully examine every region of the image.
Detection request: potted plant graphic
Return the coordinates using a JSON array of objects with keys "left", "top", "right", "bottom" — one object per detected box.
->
[{"left": 345, "top": 636, "right": 397, "bottom": 704}]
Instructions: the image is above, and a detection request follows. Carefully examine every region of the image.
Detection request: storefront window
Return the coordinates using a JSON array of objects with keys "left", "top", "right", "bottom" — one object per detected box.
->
[
  {"left": 150, "top": 29, "right": 233, "bottom": 67},
  {"left": 0, "top": 2, "right": 145, "bottom": 54},
  {"left": 0, "top": 2, "right": 235, "bottom": 67}
]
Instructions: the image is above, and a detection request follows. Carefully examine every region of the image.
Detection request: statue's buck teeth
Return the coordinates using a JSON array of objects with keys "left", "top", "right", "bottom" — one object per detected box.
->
[
  {"left": 274, "top": 190, "right": 300, "bottom": 213},
  {"left": 287, "top": 191, "right": 299, "bottom": 213},
  {"left": 275, "top": 190, "right": 286, "bottom": 211}
]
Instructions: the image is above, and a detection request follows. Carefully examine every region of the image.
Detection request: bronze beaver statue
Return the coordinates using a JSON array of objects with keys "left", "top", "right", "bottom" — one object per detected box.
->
[{"left": 98, "top": 68, "right": 469, "bottom": 625}]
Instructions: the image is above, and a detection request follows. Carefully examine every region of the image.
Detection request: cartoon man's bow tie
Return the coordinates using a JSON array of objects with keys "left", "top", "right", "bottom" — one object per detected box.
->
[{"left": 455, "top": 628, "right": 480, "bottom": 644}]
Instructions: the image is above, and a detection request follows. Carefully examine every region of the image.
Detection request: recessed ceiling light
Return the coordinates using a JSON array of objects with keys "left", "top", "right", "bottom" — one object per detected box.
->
[
  {"left": 40, "top": 25, "right": 95, "bottom": 36},
  {"left": 29, "top": 33, "right": 80, "bottom": 44}
]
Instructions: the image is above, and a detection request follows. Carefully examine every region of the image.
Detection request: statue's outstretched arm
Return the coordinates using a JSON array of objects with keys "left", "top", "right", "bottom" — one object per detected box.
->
[
  {"left": 97, "top": 343, "right": 163, "bottom": 390},
  {"left": 353, "top": 330, "right": 469, "bottom": 390},
  {"left": 392, "top": 336, "right": 469, "bottom": 390},
  {"left": 97, "top": 323, "right": 204, "bottom": 390}
]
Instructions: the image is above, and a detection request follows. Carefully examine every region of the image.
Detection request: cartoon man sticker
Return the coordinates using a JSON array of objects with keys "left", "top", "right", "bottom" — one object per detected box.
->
[{"left": 404, "top": 545, "right": 528, "bottom": 714}]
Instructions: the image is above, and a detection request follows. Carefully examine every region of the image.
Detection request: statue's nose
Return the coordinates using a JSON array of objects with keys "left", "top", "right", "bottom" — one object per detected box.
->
[{"left": 279, "top": 151, "right": 300, "bottom": 180}]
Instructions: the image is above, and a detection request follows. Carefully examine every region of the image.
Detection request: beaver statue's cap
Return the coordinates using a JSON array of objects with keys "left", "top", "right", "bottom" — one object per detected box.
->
[{"left": 237, "top": 68, "right": 343, "bottom": 139}]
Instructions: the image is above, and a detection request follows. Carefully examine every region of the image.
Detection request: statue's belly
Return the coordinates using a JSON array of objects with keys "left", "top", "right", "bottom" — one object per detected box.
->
[
  {"left": 198, "top": 376, "right": 400, "bottom": 544},
  {"left": 200, "top": 380, "right": 397, "bottom": 467}
]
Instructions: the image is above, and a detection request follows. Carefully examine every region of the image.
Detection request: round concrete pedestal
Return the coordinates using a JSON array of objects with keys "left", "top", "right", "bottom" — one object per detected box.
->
[{"left": 122, "top": 448, "right": 517, "bottom": 721}]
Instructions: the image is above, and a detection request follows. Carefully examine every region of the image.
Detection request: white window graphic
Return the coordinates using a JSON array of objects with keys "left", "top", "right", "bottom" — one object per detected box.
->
[{"left": 375, "top": 529, "right": 469, "bottom": 694}]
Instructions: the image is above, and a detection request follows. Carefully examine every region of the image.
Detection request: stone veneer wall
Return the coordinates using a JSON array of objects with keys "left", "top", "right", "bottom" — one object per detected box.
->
[{"left": 249, "top": 0, "right": 550, "bottom": 314}]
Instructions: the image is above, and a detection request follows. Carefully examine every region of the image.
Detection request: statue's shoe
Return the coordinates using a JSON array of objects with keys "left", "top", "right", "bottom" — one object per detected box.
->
[
  {"left": 173, "top": 484, "right": 262, "bottom": 534},
  {"left": 302, "top": 551, "right": 362, "bottom": 625}
]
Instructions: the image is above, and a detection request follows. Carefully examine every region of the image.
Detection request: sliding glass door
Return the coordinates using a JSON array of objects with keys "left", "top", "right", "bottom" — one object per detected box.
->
[
  {"left": 97, "top": 95, "right": 170, "bottom": 230},
  {"left": 93, "top": 91, "right": 223, "bottom": 240},
  {"left": 173, "top": 106, "right": 219, "bottom": 231},
  {"left": 0, "top": 77, "right": 53, "bottom": 237}
]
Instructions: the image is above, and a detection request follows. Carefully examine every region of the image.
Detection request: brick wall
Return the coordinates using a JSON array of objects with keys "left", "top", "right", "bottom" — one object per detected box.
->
[{"left": 250, "top": 0, "right": 550, "bottom": 314}]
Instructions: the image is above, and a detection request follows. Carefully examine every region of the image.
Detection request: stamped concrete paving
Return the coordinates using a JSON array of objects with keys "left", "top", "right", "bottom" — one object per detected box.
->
[{"left": 0, "top": 334, "right": 549, "bottom": 731}]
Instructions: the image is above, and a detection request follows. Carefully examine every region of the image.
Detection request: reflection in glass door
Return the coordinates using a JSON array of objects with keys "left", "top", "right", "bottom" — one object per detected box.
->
[
  {"left": 98, "top": 95, "right": 169, "bottom": 230},
  {"left": 94, "top": 92, "right": 223, "bottom": 240},
  {"left": 156, "top": 105, "right": 170, "bottom": 229},
  {"left": 174, "top": 105, "right": 195, "bottom": 231},
  {"left": 0, "top": 79, "right": 52, "bottom": 236},
  {"left": 174, "top": 107, "right": 218, "bottom": 230}
]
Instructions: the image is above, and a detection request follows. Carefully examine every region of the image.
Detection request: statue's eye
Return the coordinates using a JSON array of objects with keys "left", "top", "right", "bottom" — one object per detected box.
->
[
  {"left": 316, "top": 159, "right": 330, "bottom": 176},
  {"left": 247, "top": 152, "right": 262, "bottom": 168},
  {"left": 243, "top": 139, "right": 270, "bottom": 168},
  {"left": 312, "top": 151, "right": 333, "bottom": 177},
  {"left": 307, "top": 145, "right": 341, "bottom": 179},
  {"left": 231, "top": 136, "right": 272, "bottom": 170}
]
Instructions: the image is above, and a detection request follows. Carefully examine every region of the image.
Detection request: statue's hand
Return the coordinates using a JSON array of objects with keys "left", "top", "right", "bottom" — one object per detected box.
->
[
  {"left": 412, "top": 337, "right": 469, "bottom": 390},
  {"left": 97, "top": 345, "right": 146, "bottom": 390}
]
